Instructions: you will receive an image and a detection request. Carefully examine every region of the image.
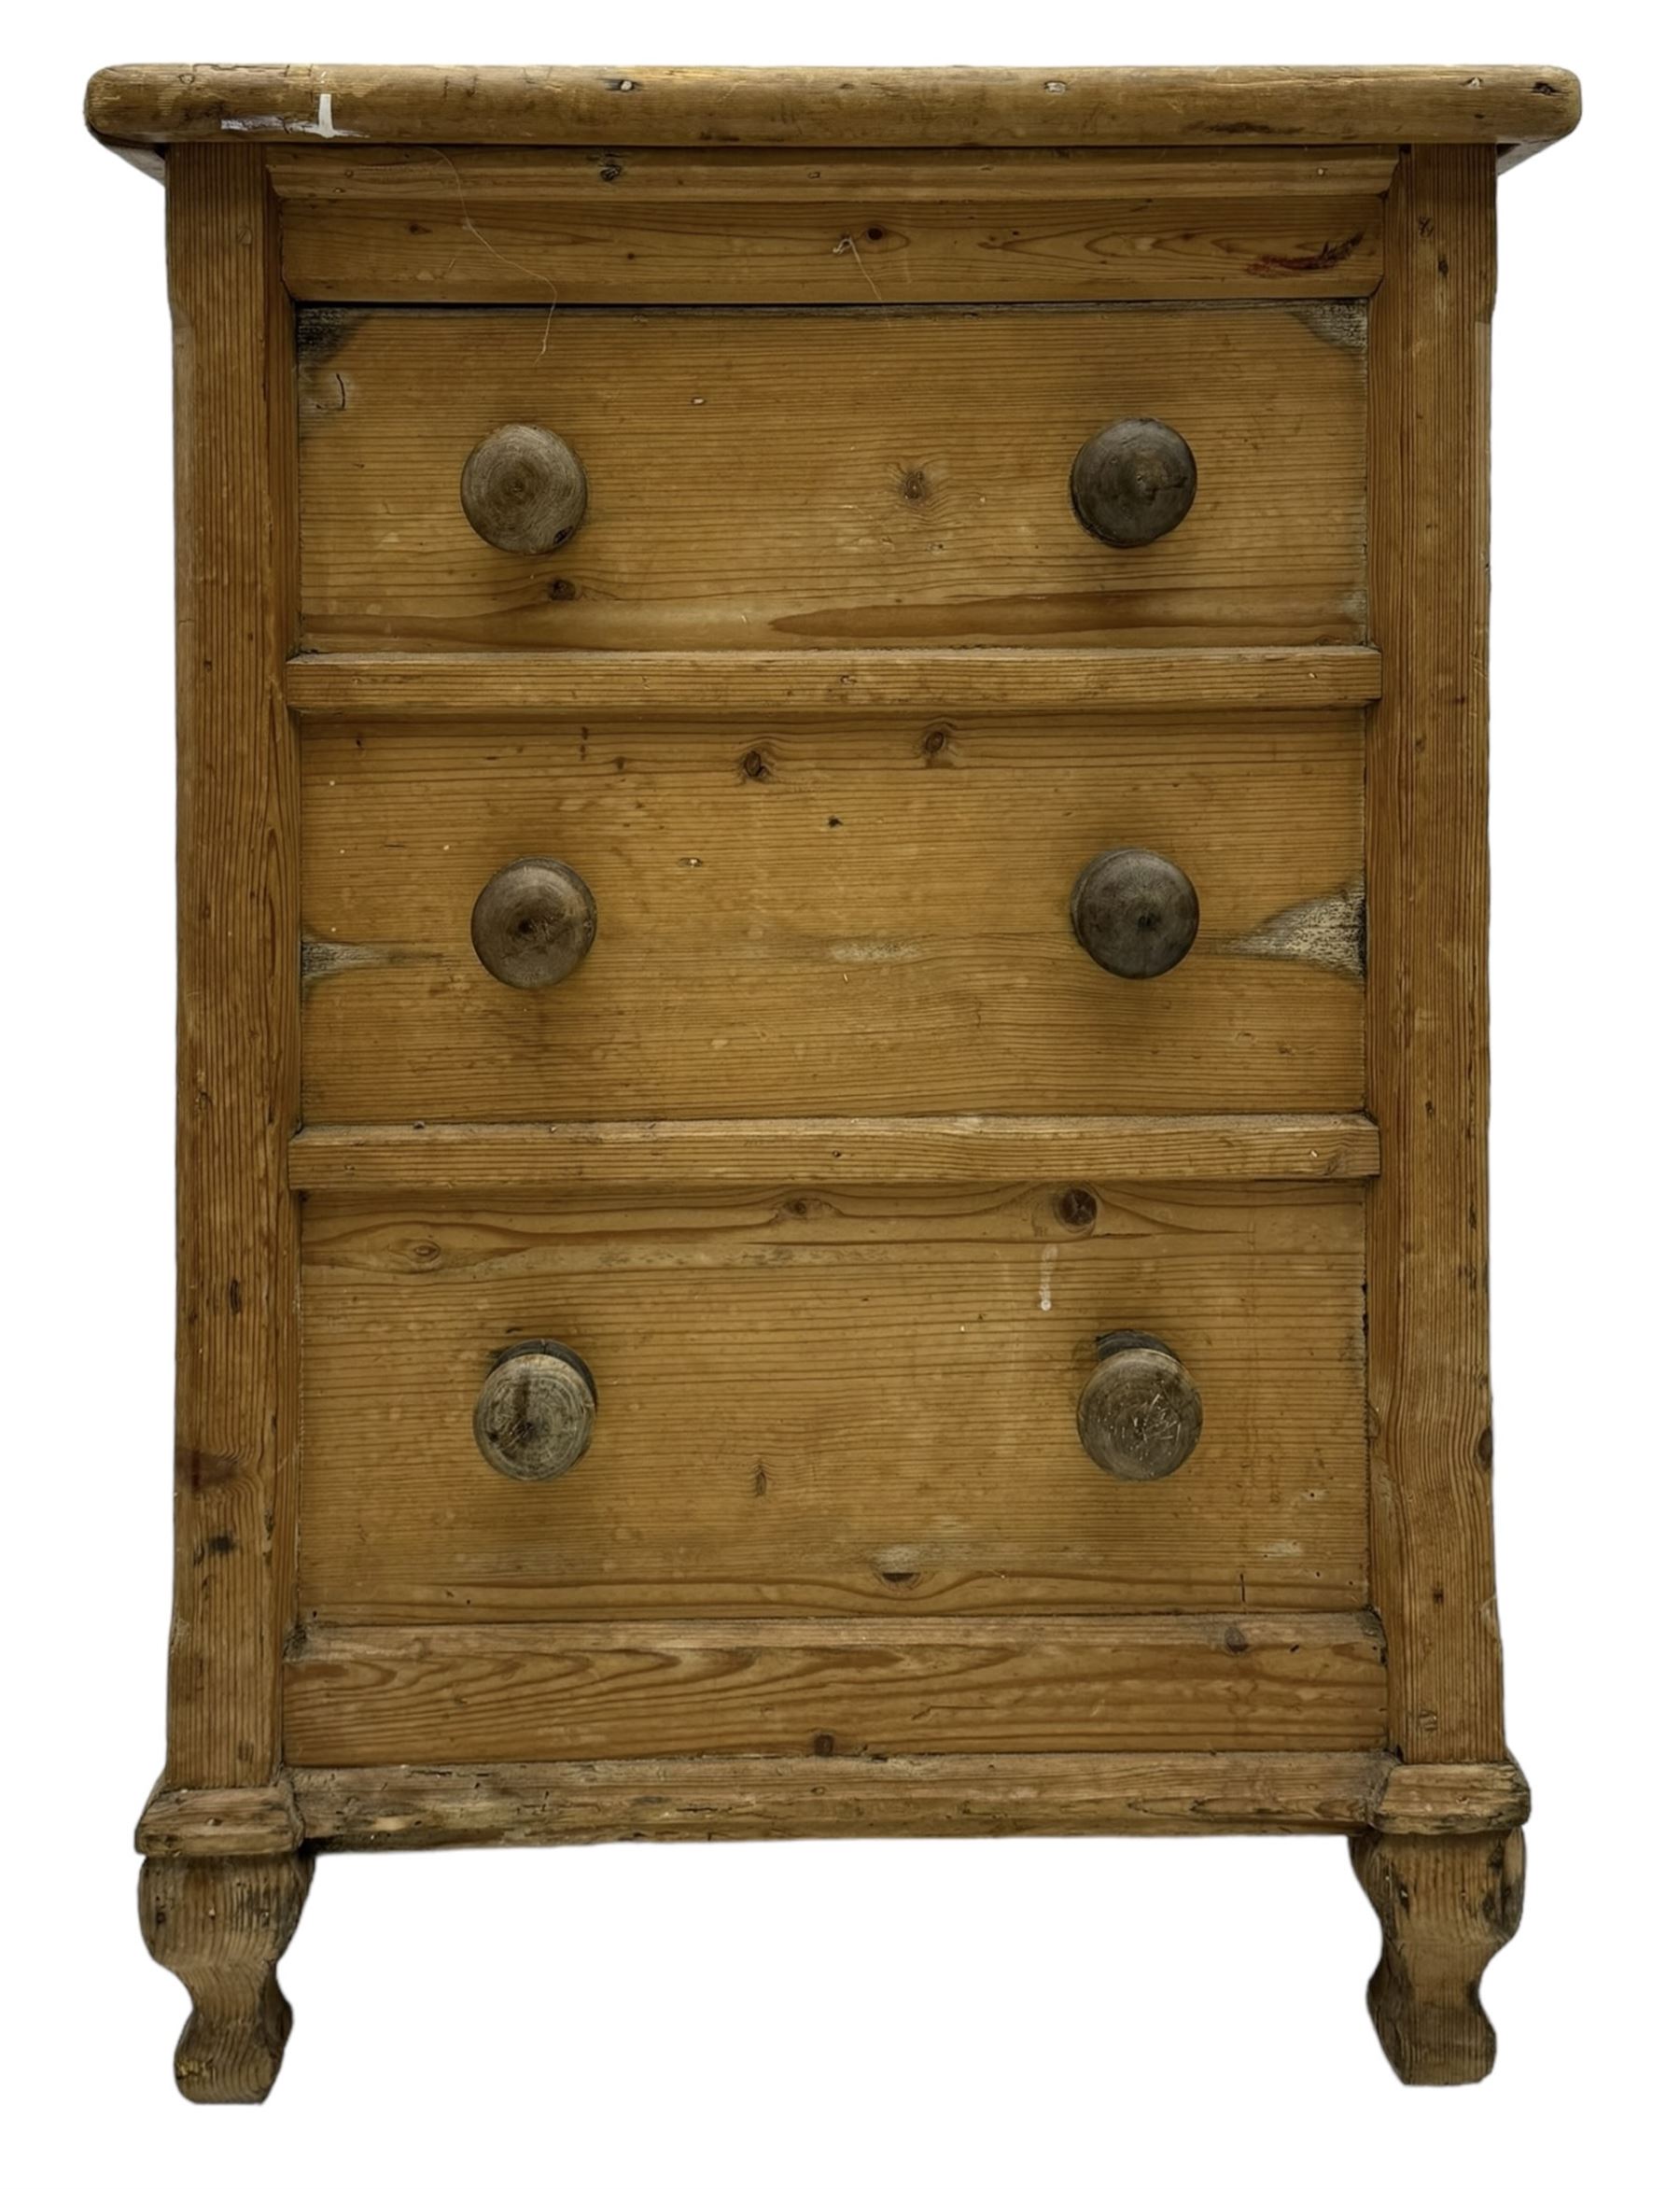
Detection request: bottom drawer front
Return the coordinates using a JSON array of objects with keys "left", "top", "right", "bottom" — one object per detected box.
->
[
  {"left": 299, "top": 1182, "right": 1368, "bottom": 1621},
  {"left": 283, "top": 1614, "right": 1388, "bottom": 1766}
]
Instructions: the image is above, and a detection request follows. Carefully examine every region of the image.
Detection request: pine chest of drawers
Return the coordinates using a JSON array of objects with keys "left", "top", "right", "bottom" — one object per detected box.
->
[{"left": 89, "top": 62, "right": 1579, "bottom": 2098}]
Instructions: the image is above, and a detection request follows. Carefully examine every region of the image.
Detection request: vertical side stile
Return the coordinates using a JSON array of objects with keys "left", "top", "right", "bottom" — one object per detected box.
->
[
  {"left": 1365, "top": 145, "right": 1505, "bottom": 1764},
  {"left": 164, "top": 146, "right": 300, "bottom": 1789}
]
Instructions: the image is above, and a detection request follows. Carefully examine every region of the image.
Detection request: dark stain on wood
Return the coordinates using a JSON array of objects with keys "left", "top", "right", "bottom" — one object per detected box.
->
[
  {"left": 175, "top": 1446, "right": 241, "bottom": 1490},
  {"left": 1247, "top": 232, "right": 1365, "bottom": 276},
  {"left": 296, "top": 307, "right": 367, "bottom": 368}
]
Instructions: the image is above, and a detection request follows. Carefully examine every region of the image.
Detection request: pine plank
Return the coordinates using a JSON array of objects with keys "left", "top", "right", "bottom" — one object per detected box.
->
[
  {"left": 86, "top": 64, "right": 1581, "bottom": 157},
  {"left": 287, "top": 1113, "right": 1380, "bottom": 1192},
  {"left": 274, "top": 144, "right": 1388, "bottom": 305},
  {"left": 1365, "top": 147, "right": 1504, "bottom": 1763},
  {"left": 282, "top": 1613, "right": 1388, "bottom": 1765},
  {"left": 166, "top": 146, "right": 300, "bottom": 1789},
  {"left": 284, "top": 645, "right": 1382, "bottom": 716},
  {"left": 291, "top": 1752, "right": 1530, "bottom": 1847},
  {"left": 270, "top": 144, "right": 1399, "bottom": 205}
]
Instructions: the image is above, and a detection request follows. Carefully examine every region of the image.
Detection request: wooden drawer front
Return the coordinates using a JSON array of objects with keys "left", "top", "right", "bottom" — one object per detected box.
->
[
  {"left": 273, "top": 146, "right": 1394, "bottom": 307},
  {"left": 297, "top": 1182, "right": 1369, "bottom": 1627},
  {"left": 297, "top": 303, "right": 1365, "bottom": 652},
  {"left": 301, "top": 714, "right": 1364, "bottom": 1121}
]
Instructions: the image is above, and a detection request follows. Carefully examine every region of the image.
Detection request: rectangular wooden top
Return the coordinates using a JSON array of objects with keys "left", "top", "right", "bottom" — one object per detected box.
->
[{"left": 88, "top": 63, "right": 1579, "bottom": 161}]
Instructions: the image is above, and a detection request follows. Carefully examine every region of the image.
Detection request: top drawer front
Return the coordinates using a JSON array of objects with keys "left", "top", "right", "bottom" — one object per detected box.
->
[
  {"left": 298, "top": 303, "right": 1365, "bottom": 652},
  {"left": 273, "top": 146, "right": 1393, "bottom": 307}
]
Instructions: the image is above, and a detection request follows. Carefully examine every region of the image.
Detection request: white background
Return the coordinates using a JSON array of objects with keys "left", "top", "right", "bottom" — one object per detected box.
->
[{"left": 7, "top": 4, "right": 1675, "bottom": 2181}]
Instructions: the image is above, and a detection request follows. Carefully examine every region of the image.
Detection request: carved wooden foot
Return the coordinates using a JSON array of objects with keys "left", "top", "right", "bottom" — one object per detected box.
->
[
  {"left": 139, "top": 1854, "right": 313, "bottom": 2102},
  {"left": 1351, "top": 1828, "right": 1524, "bottom": 2084}
]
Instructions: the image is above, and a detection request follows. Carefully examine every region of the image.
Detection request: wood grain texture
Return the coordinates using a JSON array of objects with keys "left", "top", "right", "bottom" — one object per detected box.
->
[
  {"left": 1365, "top": 147, "right": 1504, "bottom": 1764},
  {"left": 92, "top": 66, "right": 1574, "bottom": 2094},
  {"left": 284, "top": 646, "right": 1382, "bottom": 717},
  {"left": 293, "top": 1753, "right": 1529, "bottom": 1848},
  {"left": 139, "top": 1856, "right": 313, "bottom": 2104},
  {"left": 1369, "top": 1758, "right": 1529, "bottom": 1836},
  {"left": 270, "top": 145, "right": 1399, "bottom": 207},
  {"left": 298, "top": 1184, "right": 1368, "bottom": 1621},
  {"left": 166, "top": 146, "right": 300, "bottom": 1789},
  {"left": 137, "top": 1782, "right": 304, "bottom": 1859},
  {"left": 300, "top": 716, "right": 1364, "bottom": 1122},
  {"left": 85, "top": 63, "right": 1581, "bottom": 155},
  {"left": 297, "top": 304, "right": 1367, "bottom": 653},
  {"left": 128, "top": 1748, "right": 1523, "bottom": 1857},
  {"left": 274, "top": 145, "right": 1388, "bottom": 305},
  {"left": 287, "top": 1113, "right": 1380, "bottom": 1192},
  {"left": 1351, "top": 1829, "right": 1525, "bottom": 2084},
  {"left": 282, "top": 1613, "right": 1387, "bottom": 1765}
]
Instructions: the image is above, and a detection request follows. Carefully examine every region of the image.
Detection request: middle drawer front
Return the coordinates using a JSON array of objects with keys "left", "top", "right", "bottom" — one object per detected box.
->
[
  {"left": 301, "top": 711, "right": 1364, "bottom": 1120},
  {"left": 297, "top": 1179, "right": 1368, "bottom": 1627}
]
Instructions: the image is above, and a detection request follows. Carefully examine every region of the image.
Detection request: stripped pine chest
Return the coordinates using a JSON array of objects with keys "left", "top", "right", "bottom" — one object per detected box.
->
[{"left": 86, "top": 61, "right": 1579, "bottom": 2097}]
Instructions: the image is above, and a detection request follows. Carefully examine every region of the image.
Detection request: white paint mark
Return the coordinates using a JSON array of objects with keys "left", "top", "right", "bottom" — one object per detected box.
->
[
  {"left": 828, "top": 940, "right": 919, "bottom": 963},
  {"left": 1038, "top": 1245, "right": 1057, "bottom": 1312},
  {"left": 1226, "top": 885, "right": 1365, "bottom": 979},
  {"left": 218, "top": 94, "right": 358, "bottom": 139}
]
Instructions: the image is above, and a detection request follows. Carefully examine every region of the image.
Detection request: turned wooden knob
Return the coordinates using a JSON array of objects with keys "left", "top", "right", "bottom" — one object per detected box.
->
[
  {"left": 1077, "top": 1332, "right": 1203, "bottom": 1481},
  {"left": 474, "top": 1341, "right": 596, "bottom": 1481},
  {"left": 1071, "top": 847, "right": 1199, "bottom": 979},
  {"left": 1070, "top": 417, "right": 1197, "bottom": 548},
  {"left": 471, "top": 857, "right": 597, "bottom": 989},
  {"left": 460, "top": 425, "right": 588, "bottom": 554}
]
